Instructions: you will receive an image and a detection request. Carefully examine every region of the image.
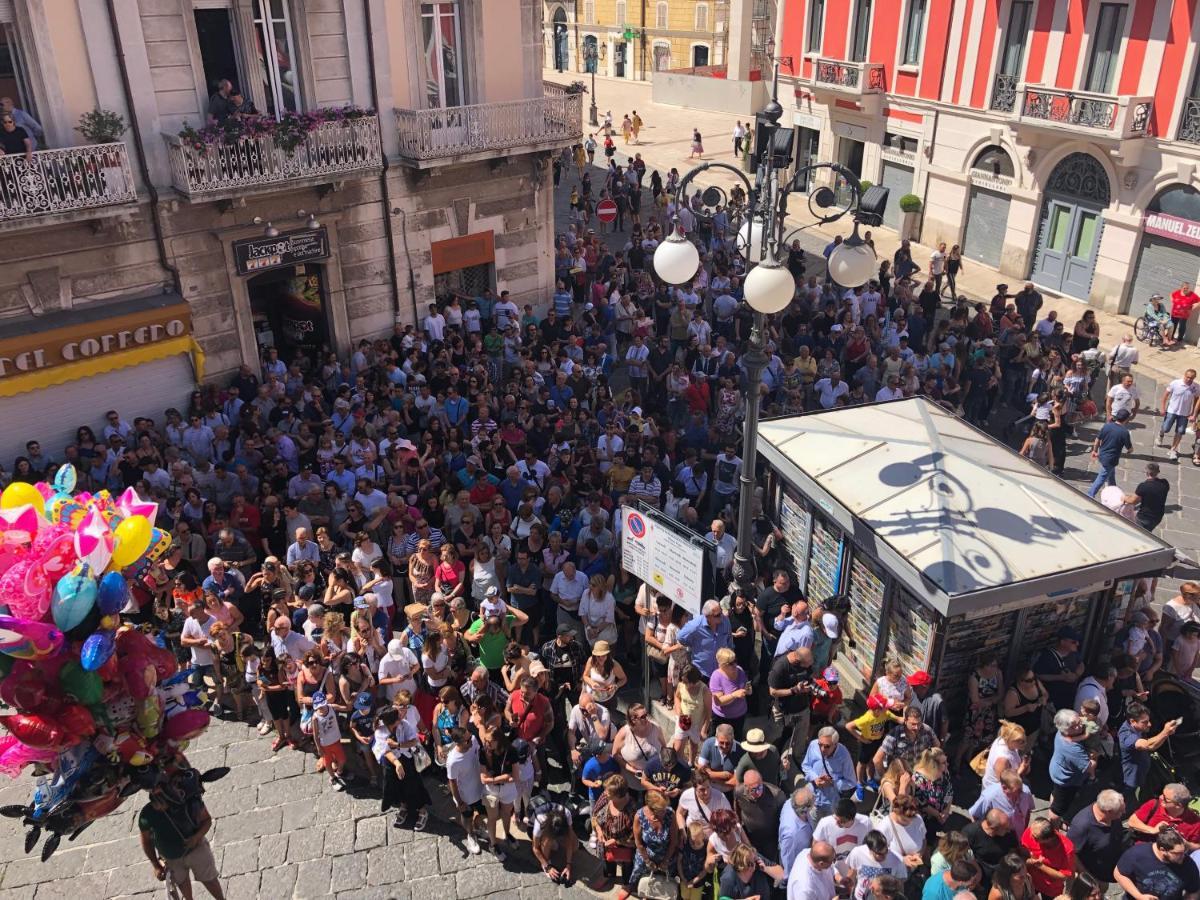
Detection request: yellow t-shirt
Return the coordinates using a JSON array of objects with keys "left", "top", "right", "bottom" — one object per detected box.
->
[{"left": 850, "top": 708, "right": 896, "bottom": 743}]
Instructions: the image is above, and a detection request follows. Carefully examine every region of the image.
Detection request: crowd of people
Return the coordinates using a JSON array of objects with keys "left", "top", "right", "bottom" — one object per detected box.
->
[{"left": 7, "top": 143, "right": 1200, "bottom": 900}]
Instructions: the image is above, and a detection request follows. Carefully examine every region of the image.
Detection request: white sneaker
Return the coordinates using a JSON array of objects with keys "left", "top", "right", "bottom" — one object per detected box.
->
[
  {"left": 1168, "top": 449, "right": 1179, "bottom": 461},
  {"left": 466, "top": 835, "right": 482, "bottom": 855}
]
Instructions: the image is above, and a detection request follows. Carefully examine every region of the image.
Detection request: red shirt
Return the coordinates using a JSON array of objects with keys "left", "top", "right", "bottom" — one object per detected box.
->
[
  {"left": 1133, "top": 798, "right": 1200, "bottom": 844},
  {"left": 1171, "top": 289, "right": 1200, "bottom": 319},
  {"left": 1019, "top": 829, "right": 1075, "bottom": 897},
  {"left": 509, "top": 691, "right": 550, "bottom": 742}
]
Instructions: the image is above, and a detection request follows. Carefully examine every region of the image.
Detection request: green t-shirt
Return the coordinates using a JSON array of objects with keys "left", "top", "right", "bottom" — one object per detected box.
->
[{"left": 467, "top": 615, "right": 513, "bottom": 669}]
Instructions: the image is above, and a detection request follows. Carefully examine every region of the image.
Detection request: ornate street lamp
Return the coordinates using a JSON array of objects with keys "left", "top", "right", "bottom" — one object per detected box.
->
[
  {"left": 584, "top": 43, "right": 599, "bottom": 127},
  {"left": 652, "top": 73, "right": 889, "bottom": 598}
]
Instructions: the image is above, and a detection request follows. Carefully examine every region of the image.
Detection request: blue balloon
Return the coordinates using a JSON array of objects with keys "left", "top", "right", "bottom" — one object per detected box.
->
[
  {"left": 79, "top": 631, "right": 115, "bottom": 672},
  {"left": 50, "top": 572, "right": 98, "bottom": 632},
  {"left": 95, "top": 572, "right": 128, "bottom": 617}
]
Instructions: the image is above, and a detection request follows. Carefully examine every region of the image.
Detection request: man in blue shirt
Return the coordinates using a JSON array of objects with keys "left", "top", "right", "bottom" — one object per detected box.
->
[
  {"left": 1088, "top": 408, "right": 1133, "bottom": 498},
  {"left": 778, "top": 785, "right": 815, "bottom": 874},
  {"left": 443, "top": 385, "right": 469, "bottom": 428},
  {"left": 676, "top": 600, "right": 733, "bottom": 679},
  {"left": 968, "top": 770, "right": 1034, "bottom": 835},
  {"left": 1117, "top": 701, "right": 1179, "bottom": 808},
  {"left": 800, "top": 727, "right": 857, "bottom": 817},
  {"left": 697, "top": 724, "right": 744, "bottom": 795}
]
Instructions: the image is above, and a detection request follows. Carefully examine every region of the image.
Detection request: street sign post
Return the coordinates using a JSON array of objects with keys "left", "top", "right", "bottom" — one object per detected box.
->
[{"left": 596, "top": 198, "right": 617, "bottom": 223}]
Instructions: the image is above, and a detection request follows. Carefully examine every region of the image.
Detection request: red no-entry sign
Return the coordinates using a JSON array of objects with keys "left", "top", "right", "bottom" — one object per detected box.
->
[{"left": 596, "top": 198, "right": 617, "bottom": 223}]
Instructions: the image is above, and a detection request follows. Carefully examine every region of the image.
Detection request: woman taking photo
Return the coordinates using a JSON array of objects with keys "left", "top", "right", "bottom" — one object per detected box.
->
[{"left": 323, "top": 567, "right": 356, "bottom": 624}]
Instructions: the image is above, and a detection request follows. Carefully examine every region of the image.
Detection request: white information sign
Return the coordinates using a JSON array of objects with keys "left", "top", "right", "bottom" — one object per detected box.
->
[{"left": 620, "top": 505, "right": 706, "bottom": 617}]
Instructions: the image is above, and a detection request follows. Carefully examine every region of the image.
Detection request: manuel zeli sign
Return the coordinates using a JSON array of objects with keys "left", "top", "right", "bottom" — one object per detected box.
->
[
  {"left": 1143, "top": 212, "right": 1200, "bottom": 248},
  {"left": 233, "top": 227, "right": 330, "bottom": 275}
]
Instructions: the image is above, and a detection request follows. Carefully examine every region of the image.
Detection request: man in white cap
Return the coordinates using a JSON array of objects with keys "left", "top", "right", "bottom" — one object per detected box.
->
[{"left": 377, "top": 638, "right": 418, "bottom": 701}]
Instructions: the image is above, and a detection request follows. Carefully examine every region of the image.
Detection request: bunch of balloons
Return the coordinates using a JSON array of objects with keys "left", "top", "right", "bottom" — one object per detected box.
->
[{"left": 0, "top": 466, "right": 211, "bottom": 859}]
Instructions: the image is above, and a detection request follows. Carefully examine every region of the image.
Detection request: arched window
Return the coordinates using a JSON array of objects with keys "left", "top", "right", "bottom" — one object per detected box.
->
[
  {"left": 616, "top": 0, "right": 627, "bottom": 24},
  {"left": 695, "top": 2, "right": 709, "bottom": 30},
  {"left": 971, "top": 145, "right": 1015, "bottom": 178},
  {"left": 1149, "top": 184, "right": 1200, "bottom": 219},
  {"left": 653, "top": 42, "right": 672, "bottom": 70},
  {"left": 656, "top": 1, "right": 668, "bottom": 29}
]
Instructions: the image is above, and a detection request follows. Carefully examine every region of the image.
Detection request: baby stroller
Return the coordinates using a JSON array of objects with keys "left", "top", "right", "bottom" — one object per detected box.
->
[{"left": 1146, "top": 672, "right": 1200, "bottom": 796}]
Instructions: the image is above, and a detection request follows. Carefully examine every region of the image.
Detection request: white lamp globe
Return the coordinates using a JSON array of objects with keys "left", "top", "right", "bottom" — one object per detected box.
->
[
  {"left": 827, "top": 238, "right": 878, "bottom": 288},
  {"left": 743, "top": 258, "right": 795, "bottom": 314},
  {"left": 653, "top": 233, "right": 700, "bottom": 285},
  {"left": 736, "top": 217, "right": 768, "bottom": 263}
]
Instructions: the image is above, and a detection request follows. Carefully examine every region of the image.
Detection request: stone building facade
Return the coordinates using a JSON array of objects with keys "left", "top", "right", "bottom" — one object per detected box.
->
[{"left": 0, "top": 0, "right": 579, "bottom": 463}]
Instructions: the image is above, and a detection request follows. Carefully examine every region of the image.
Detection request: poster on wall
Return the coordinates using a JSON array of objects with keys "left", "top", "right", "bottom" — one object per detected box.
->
[
  {"left": 886, "top": 588, "right": 936, "bottom": 676},
  {"left": 779, "top": 490, "right": 812, "bottom": 593},
  {"left": 843, "top": 553, "right": 885, "bottom": 681},
  {"left": 806, "top": 517, "right": 843, "bottom": 605},
  {"left": 620, "top": 505, "right": 710, "bottom": 617}
]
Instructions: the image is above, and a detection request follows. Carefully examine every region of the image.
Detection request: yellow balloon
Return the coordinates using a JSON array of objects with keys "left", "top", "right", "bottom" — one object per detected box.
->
[
  {"left": 110, "top": 515, "right": 152, "bottom": 568},
  {"left": 1, "top": 482, "right": 45, "bottom": 516}
]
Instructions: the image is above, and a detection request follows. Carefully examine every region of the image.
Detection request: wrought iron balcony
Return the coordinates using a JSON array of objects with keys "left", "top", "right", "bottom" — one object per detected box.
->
[
  {"left": 0, "top": 142, "right": 137, "bottom": 225},
  {"left": 804, "top": 58, "right": 886, "bottom": 95},
  {"left": 164, "top": 115, "right": 382, "bottom": 199},
  {"left": 1017, "top": 85, "right": 1153, "bottom": 140},
  {"left": 990, "top": 73, "right": 1018, "bottom": 113},
  {"left": 395, "top": 88, "right": 583, "bottom": 168},
  {"left": 1178, "top": 98, "right": 1200, "bottom": 144}
]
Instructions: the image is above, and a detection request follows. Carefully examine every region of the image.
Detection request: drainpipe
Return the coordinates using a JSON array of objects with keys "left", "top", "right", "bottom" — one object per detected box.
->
[
  {"left": 104, "top": 0, "right": 182, "bottom": 298},
  {"left": 361, "top": 0, "right": 412, "bottom": 326}
]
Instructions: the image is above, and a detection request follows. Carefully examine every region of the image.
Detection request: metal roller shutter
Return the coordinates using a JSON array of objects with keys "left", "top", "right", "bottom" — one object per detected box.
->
[
  {"left": 1127, "top": 234, "right": 1200, "bottom": 313},
  {"left": 963, "top": 186, "right": 1010, "bottom": 269},
  {"left": 0, "top": 354, "right": 196, "bottom": 466},
  {"left": 880, "top": 161, "right": 914, "bottom": 231}
]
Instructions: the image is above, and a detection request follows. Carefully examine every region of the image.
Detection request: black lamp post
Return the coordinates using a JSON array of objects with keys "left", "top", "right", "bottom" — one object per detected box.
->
[
  {"left": 584, "top": 43, "right": 599, "bottom": 127},
  {"left": 653, "top": 65, "right": 888, "bottom": 599}
]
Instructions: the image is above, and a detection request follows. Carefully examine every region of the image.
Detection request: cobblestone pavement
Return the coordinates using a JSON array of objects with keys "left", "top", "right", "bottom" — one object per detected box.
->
[{"left": 0, "top": 716, "right": 615, "bottom": 899}]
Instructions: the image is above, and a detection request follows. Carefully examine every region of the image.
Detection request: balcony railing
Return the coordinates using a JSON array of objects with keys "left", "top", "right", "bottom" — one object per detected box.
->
[
  {"left": 0, "top": 143, "right": 137, "bottom": 223},
  {"left": 164, "top": 115, "right": 382, "bottom": 198},
  {"left": 1179, "top": 98, "right": 1200, "bottom": 144},
  {"left": 1018, "top": 85, "right": 1153, "bottom": 139},
  {"left": 809, "top": 58, "right": 886, "bottom": 93},
  {"left": 990, "top": 73, "right": 1018, "bottom": 113},
  {"left": 395, "top": 90, "right": 583, "bottom": 165}
]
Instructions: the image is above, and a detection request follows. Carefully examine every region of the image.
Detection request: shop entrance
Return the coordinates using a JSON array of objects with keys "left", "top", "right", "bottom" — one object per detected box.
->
[{"left": 248, "top": 264, "right": 329, "bottom": 366}]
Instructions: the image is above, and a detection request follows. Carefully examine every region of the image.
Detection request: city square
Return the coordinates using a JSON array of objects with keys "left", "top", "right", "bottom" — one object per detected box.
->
[{"left": 1, "top": 2, "right": 1200, "bottom": 900}]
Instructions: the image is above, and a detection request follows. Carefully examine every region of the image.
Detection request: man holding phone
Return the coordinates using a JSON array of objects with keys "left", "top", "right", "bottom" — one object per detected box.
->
[{"left": 1117, "top": 702, "right": 1181, "bottom": 809}]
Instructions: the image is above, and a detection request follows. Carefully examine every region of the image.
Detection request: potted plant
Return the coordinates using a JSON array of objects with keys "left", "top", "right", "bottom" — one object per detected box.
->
[
  {"left": 898, "top": 192, "right": 922, "bottom": 241},
  {"left": 76, "top": 109, "right": 129, "bottom": 193},
  {"left": 76, "top": 108, "right": 127, "bottom": 145}
]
